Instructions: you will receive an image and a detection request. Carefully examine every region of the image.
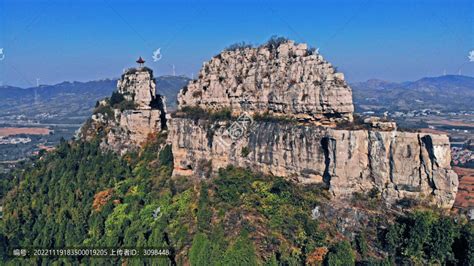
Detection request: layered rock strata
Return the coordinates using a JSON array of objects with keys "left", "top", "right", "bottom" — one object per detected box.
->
[
  {"left": 169, "top": 39, "right": 458, "bottom": 208},
  {"left": 178, "top": 40, "right": 354, "bottom": 124},
  {"left": 79, "top": 40, "right": 458, "bottom": 208},
  {"left": 169, "top": 118, "right": 458, "bottom": 207}
]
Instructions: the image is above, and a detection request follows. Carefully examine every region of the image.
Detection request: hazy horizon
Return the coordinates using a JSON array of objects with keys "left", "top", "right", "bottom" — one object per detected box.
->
[
  {"left": 0, "top": 0, "right": 473, "bottom": 87},
  {"left": 2, "top": 73, "right": 474, "bottom": 90}
]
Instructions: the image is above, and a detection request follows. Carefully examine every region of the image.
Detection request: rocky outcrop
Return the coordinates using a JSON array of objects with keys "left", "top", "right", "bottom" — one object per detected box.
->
[
  {"left": 78, "top": 40, "right": 458, "bottom": 208},
  {"left": 81, "top": 67, "right": 167, "bottom": 154},
  {"left": 167, "top": 39, "right": 458, "bottom": 208},
  {"left": 100, "top": 108, "right": 164, "bottom": 153},
  {"left": 169, "top": 118, "right": 458, "bottom": 207},
  {"left": 118, "top": 68, "right": 158, "bottom": 109},
  {"left": 178, "top": 40, "right": 354, "bottom": 124}
]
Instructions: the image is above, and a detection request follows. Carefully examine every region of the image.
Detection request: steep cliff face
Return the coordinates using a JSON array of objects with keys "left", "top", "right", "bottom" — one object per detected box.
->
[
  {"left": 167, "top": 39, "right": 458, "bottom": 208},
  {"left": 80, "top": 67, "right": 167, "bottom": 154},
  {"left": 178, "top": 40, "right": 354, "bottom": 124},
  {"left": 77, "top": 41, "right": 458, "bottom": 208},
  {"left": 117, "top": 68, "right": 157, "bottom": 109},
  {"left": 169, "top": 118, "right": 458, "bottom": 207}
]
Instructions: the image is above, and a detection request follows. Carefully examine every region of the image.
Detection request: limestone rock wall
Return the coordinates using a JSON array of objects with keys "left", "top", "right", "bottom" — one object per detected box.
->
[
  {"left": 77, "top": 41, "right": 458, "bottom": 209},
  {"left": 81, "top": 67, "right": 166, "bottom": 154},
  {"left": 118, "top": 68, "right": 157, "bottom": 109},
  {"left": 178, "top": 40, "right": 354, "bottom": 123},
  {"left": 103, "top": 109, "right": 163, "bottom": 153},
  {"left": 168, "top": 118, "right": 458, "bottom": 208}
]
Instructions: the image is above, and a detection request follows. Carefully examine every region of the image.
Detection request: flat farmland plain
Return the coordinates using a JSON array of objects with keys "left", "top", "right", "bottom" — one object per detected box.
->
[
  {"left": 454, "top": 167, "right": 474, "bottom": 210},
  {"left": 0, "top": 127, "right": 51, "bottom": 137}
]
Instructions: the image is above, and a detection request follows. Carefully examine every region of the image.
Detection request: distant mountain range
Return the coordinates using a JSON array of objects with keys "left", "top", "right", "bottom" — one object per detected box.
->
[
  {"left": 352, "top": 75, "right": 474, "bottom": 113},
  {"left": 0, "top": 75, "right": 472, "bottom": 124},
  {"left": 0, "top": 76, "right": 190, "bottom": 124}
]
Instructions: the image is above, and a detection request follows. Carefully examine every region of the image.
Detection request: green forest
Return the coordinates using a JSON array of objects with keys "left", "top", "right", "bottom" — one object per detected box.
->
[{"left": 0, "top": 133, "right": 473, "bottom": 265}]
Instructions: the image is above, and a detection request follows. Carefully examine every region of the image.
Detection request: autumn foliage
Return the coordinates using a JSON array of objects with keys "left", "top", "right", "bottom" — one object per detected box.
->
[
  {"left": 92, "top": 189, "right": 114, "bottom": 212},
  {"left": 306, "top": 247, "right": 328, "bottom": 265}
]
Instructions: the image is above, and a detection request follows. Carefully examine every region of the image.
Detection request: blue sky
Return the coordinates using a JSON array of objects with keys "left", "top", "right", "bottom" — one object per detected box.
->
[{"left": 0, "top": 0, "right": 472, "bottom": 87}]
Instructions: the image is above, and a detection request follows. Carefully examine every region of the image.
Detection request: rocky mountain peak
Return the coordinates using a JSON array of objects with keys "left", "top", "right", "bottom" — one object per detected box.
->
[
  {"left": 77, "top": 42, "right": 458, "bottom": 209},
  {"left": 178, "top": 39, "right": 354, "bottom": 124},
  {"left": 81, "top": 65, "right": 167, "bottom": 154},
  {"left": 169, "top": 38, "right": 458, "bottom": 208},
  {"left": 118, "top": 67, "right": 157, "bottom": 109}
]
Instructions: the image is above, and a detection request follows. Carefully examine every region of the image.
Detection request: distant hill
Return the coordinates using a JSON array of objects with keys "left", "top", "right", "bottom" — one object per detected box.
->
[
  {"left": 0, "top": 76, "right": 190, "bottom": 123},
  {"left": 0, "top": 80, "right": 118, "bottom": 124},
  {"left": 351, "top": 75, "right": 474, "bottom": 113},
  {"left": 1, "top": 74, "right": 472, "bottom": 122},
  {"left": 154, "top": 75, "right": 192, "bottom": 110}
]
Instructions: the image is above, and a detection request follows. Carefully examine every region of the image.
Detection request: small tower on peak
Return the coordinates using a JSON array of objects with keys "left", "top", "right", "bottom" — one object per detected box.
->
[{"left": 136, "top": 56, "right": 145, "bottom": 67}]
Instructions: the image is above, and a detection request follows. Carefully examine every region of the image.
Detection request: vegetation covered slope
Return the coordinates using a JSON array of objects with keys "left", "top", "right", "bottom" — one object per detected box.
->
[{"left": 0, "top": 134, "right": 473, "bottom": 265}]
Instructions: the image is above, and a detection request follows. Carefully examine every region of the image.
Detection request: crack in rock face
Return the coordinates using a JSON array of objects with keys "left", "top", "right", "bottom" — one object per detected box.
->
[
  {"left": 168, "top": 39, "right": 458, "bottom": 208},
  {"left": 81, "top": 67, "right": 167, "bottom": 155},
  {"left": 177, "top": 40, "right": 354, "bottom": 124},
  {"left": 169, "top": 119, "right": 458, "bottom": 208},
  {"left": 81, "top": 40, "right": 458, "bottom": 209}
]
